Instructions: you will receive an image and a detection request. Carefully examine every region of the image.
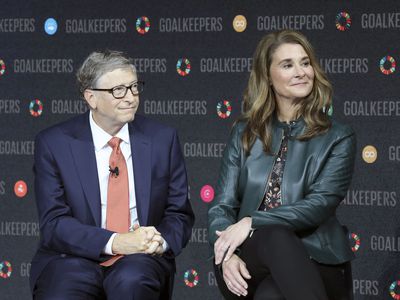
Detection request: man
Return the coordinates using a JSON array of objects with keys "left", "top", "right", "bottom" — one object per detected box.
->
[{"left": 30, "top": 50, "right": 194, "bottom": 299}]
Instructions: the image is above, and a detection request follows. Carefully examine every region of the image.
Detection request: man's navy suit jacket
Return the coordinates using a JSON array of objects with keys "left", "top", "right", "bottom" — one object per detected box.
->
[{"left": 30, "top": 111, "right": 194, "bottom": 290}]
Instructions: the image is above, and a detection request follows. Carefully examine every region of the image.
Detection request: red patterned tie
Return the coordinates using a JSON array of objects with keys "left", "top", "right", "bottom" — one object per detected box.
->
[{"left": 100, "top": 137, "right": 130, "bottom": 266}]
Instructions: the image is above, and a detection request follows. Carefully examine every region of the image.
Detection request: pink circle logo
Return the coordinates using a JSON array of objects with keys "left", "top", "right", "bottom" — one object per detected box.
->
[{"left": 200, "top": 185, "right": 214, "bottom": 203}]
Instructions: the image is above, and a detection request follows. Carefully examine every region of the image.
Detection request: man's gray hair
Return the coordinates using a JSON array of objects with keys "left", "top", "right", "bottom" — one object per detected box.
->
[{"left": 76, "top": 50, "right": 136, "bottom": 98}]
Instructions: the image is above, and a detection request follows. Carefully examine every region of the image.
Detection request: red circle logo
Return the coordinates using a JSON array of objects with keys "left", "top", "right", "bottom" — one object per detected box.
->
[{"left": 14, "top": 180, "right": 28, "bottom": 197}]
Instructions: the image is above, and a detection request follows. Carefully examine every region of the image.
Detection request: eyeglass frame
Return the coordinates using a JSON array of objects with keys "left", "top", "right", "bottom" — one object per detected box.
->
[{"left": 88, "top": 81, "right": 145, "bottom": 99}]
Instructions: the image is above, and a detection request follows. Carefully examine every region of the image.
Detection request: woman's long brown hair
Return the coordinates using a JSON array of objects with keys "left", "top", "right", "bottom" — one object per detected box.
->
[{"left": 240, "top": 30, "right": 332, "bottom": 155}]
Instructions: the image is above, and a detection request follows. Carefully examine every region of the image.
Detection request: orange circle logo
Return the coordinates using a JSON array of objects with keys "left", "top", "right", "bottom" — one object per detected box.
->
[
  {"left": 233, "top": 15, "right": 247, "bottom": 32},
  {"left": 362, "top": 145, "right": 377, "bottom": 164},
  {"left": 14, "top": 180, "right": 27, "bottom": 197}
]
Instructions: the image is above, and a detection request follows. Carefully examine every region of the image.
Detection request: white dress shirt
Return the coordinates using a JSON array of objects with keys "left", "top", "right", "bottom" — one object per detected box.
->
[
  {"left": 89, "top": 111, "right": 138, "bottom": 254},
  {"left": 89, "top": 112, "right": 168, "bottom": 255}
]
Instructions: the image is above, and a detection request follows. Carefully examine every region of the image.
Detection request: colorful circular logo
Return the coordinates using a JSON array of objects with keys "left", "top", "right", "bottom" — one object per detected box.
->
[
  {"left": 362, "top": 145, "right": 377, "bottom": 164},
  {"left": 29, "top": 99, "right": 43, "bottom": 117},
  {"left": 0, "top": 59, "right": 6, "bottom": 76},
  {"left": 389, "top": 280, "right": 400, "bottom": 300},
  {"left": 217, "top": 100, "right": 232, "bottom": 119},
  {"left": 380, "top": 56, "right": 396, "bottom": 75},
  {"left": 349, "top": 233, "right": 361, "bottom": 252},
  {"left": 136, "top": 16, "right": 150, "bottom": 35},
  {"left": 335, "top": 12, "right": 351, "bottom": 31},
  {"left": 233, "top": 15, "right": 247, "bottom": 32},
  {"left": 184, "top": 269, "right": 199, "bottom": 288},
  {"left": 44, "top": 18, "right": 58, "bottom": 35},
  {"left": 0, "top": 261, "right": 12, "bottom": 279},
  {"left": 14, "top": 180, "right": 28, "bottom": 198},
  {"left": 200, "top": 185, "right": 215, "bottom": 203},
  {"left": 176, "top": 58, "right": 191, "bottom": 76}
]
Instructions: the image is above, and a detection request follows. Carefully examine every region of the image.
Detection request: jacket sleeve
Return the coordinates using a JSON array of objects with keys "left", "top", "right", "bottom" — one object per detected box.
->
[
  {"left": 34, "top": 132, "right": 113, "bottom": 261},
  {"left": 208, "top": 124, "right": 243, "bottom": 246},
  {"left": 155, "top": 129, "right": 195, "bottom": 257},
  {"left": 250, "top": 130, "right": 356, "bottom": 231}
]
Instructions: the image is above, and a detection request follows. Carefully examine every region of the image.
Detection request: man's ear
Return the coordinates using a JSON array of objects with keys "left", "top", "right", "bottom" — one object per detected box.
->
[{"left": 83, "top": 90, "right": 97, "bottom": 110}]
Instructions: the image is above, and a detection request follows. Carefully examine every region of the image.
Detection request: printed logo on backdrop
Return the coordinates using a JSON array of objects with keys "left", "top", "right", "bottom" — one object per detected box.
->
[
  {"left": 51, "top": 99, "right": 88, "bottom": 114},
  {"left": 349, "top": 233, "right": 361, "bottom": 252},
  {"left": 200, "top": 185, "right": 214, "bottom": 203},
  {"left": 353, "top": 280, "right": 379, "bottom": 296},
  {"left": 184, "top": 269, "right": 199, "bottom": 287},
  {"left": 257, "top": 14, "right": 324, "bottom": 31},
  {"left": 0, "top": 261, "right": 12, "bottom": 279},
  {"left": 0, "top": 221, "right": 39, "bottom": 237},
  {"left": 319, "top": 58, "right": 368, "bottom": 74},
  {"left": 183, "top": 142, "right": 225, "bottom": 158},
  {"left": 0, "top": 141, "right": 34, "bottom": 155},
  {"left": 343, "top": 99, "right": 400, "bottom": 117},
  {"left": 380, "top": 55, "right": 396, "bottom": 75},
  {"left": 65, "top": 19, "right": 127, "bottom": 33},
  {"left": 13, "top": 59, "right": 74, "bottom": 73},
  {"left": 389, "top": 281, "right": 400, "bottom": 300},
  {"left": 0, "top": 59, "right": 6, "bottom": 76},
  {"left": 14, "top": 180, "right": 27, "bottom": 198},
  {"left": 136, "top": 16, "right": 150, "bottom": 35},
  {"left": 217, "top": 100, "right": 232, "bottom": 119},
  {"left": 361, "top": 13, "right": 400, "bottom": 29},
  {"left": 0, "top": 99, "right": 20, "bottom": 114},
  {"left": 44, "top": 18, "right": 57, "bottom": 35},
  {"left": 389, "top": 145, "right": 400, "bottom": 162},
  {"left": 342, "top": 190, "right": 397, "bottom": 207},
  {"left": 335, "top": 12, "right": 351, "bottom": 31},
  {"left": 362, "top": 145, "right": 377, "bottom": 164},
  {"left": 29, "top": 99, "right": 43, "bottom": 117},
  {"left": 371, "top": 235, "right": 400, "bottom": 252},
  {"left": 176, "top": 58, "right": 191, "bottom": 76},
  {"left": 189, "top": 228, "right": 208, "bottom": 243},
  {"left": 143, "top": 99, "right": 206, "bottom": 115},
  {"left": 20, "top": 263, "right": 31, "bottom": 277},
  {"left": 233, "top": 15, "right": 247, "bottom": 32},
  {"left": 159, "top": 17, "right": 223, "bottom": 32},
  {"left": 0, "top": 180, "right": 5, "bottom": 195},
  {"left": 200, "top": 57, "right": 252, "bottom": 73},
  {"left": 0, "top": 18, "right": 35, "bottom": 32}
]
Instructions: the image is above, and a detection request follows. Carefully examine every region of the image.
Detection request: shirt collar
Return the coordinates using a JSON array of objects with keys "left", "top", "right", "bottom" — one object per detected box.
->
[{"left": 89, "top": 111, "right": 130, "bottom": 152}]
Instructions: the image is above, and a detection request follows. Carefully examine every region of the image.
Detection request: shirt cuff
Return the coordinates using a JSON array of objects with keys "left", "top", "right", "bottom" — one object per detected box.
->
[
  {"left": 103, "top": 233, "right": 117, "bottom": 255},
  {"left": 162, "top": 237, "right": 169, "bottom": 252}
]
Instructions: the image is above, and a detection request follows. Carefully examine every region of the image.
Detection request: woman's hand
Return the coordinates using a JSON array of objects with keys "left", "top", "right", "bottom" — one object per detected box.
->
[
  {"left": 214, "top": 217, "right": 252, "bottom": 264},
  {"left": 222, "top": 254, "right": 251, "bottom": 297}
]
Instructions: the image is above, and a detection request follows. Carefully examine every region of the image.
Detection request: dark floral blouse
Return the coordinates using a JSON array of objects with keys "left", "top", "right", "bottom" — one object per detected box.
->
[{"left": 259, "top": 125, "right": 291, "bottom": 211}]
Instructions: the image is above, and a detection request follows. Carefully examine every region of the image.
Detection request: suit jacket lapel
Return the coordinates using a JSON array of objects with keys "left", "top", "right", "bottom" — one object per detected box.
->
[
  {"left": 129, "top": 120, "right": 151, "bottom": 226},
  {"left": 69, "top": 112, "right": 102, "bottom": 227}
]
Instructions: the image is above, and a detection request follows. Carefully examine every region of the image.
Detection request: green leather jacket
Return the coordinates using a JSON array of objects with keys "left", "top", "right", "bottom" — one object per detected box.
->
[{"left": 208, "top": 117, "right": 356, "bottom": 264}]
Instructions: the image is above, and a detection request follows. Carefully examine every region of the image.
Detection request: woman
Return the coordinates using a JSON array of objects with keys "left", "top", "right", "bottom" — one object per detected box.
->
[{"left": 208, "top": 30, "right": 355, "bottom": 300}]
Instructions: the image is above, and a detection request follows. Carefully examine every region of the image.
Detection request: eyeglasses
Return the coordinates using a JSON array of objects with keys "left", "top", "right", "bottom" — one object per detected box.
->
[{"left": 89, "top": 81, "right": 145, "bottom": 99}]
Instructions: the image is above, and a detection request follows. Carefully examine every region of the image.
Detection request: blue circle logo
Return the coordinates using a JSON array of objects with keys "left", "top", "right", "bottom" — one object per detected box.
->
[{"left": 44, "top": 18, "right": 58, "bottom": 35}]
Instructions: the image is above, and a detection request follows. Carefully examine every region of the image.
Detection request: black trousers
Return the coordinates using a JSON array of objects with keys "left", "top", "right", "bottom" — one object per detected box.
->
[{"left": 214, "top": 225, "right": 352, "bottom": 300}]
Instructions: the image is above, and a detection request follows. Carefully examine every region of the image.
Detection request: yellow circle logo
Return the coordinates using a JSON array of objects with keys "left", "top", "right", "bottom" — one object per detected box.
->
[
  {"left": 233, "top": 15, "right": 247, "bottom": 32},
  {"left": 362, "top": 145, "right": 377, "bottom": 163}
]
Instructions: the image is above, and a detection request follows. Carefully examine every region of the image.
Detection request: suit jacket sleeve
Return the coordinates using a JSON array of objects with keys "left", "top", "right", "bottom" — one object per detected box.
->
[
  {"left": 34, "top": 132, "right": 113, "bottom": 261},
  {"left": 155, "top": 130, "right": 195, "bottom": 257}
]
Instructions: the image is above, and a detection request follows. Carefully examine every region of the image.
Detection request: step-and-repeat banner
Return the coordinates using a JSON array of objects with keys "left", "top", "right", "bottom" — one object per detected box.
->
[{"left": 0, "top": 0, "right": 399, "bottom": 299}]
